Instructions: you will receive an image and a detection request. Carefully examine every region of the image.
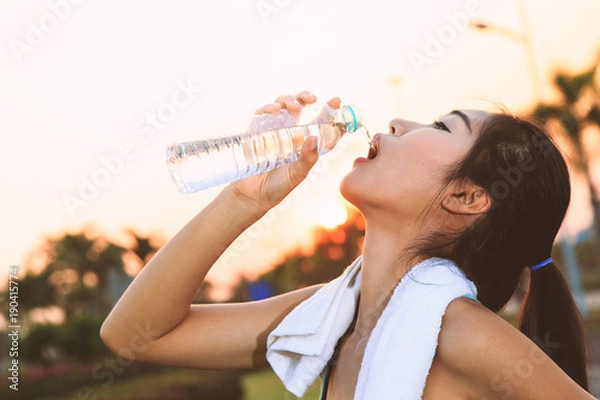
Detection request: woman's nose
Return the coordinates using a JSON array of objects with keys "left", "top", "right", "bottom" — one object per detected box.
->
[
  {"left": 389, "top": 118, "right": 426, "bottom": 136},
  {"left": 389, "top": 119, "right": 408, "bottom": 135}
]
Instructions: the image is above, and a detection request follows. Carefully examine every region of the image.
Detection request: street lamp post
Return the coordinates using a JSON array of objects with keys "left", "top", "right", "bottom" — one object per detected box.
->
[{"left": 471, "top": 0, "right": 542, "bottom": 101}]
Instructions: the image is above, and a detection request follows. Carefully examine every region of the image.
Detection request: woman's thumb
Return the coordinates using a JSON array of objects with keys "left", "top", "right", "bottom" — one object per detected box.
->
[{"left": 288, "top": 136, "right": 319, "bottom": 186}]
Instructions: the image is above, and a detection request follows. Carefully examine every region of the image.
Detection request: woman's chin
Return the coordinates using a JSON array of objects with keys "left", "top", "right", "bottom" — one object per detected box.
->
[{"left": 340, "top": 173, "right": 364, "bottom": 210}]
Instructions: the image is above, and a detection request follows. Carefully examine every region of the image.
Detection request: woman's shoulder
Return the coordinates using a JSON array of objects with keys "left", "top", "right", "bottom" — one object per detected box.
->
[
  {"left": 437, "top": 297, "right": 512, "bottom": 361},
  {"left": 435, "top": 298, "right": 528, "bottom": 387},
  {"left": 442, "top": 296, "right": 544, "bottom": 358},
  {"left": 444, "top": 296, "right": 503, "bottom": 329},
  {"left": 434, "top": 297, "right": 595, "bottom": 398}
]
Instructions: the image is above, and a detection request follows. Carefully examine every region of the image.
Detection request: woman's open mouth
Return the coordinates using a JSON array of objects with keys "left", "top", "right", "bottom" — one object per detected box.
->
[{"left": 367, "top": 135, "right": 380, "bottom": 160}]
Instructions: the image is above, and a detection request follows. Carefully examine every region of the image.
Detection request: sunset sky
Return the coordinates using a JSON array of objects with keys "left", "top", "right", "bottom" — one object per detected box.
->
[{"left": 1, "top": 0, "right": 599, "bottom": 294}]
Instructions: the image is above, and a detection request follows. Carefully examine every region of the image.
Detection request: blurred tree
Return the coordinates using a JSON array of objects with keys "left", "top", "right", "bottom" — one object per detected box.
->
[
  {"left": 532, "top": 56, "right": 600, "bottom": 259},
  {"left": 16, "top": 270, "right": 55, "bottom": 320},
  {"left": 0, "top": 231, "right": 135, "bottom": 324},
  {"left": 43, "top": 233, "right": 127, "bottom": 320},
  {"left": 249, "top": 208, "right": 366, "bottom": 298},
  {"left": 0, "top": 229, "right": 169, "bottom": 364}
]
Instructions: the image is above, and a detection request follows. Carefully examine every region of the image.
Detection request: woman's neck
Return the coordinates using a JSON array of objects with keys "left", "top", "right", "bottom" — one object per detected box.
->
[{"left": 353, "top": 220, "right": 424, "bottom": 338}]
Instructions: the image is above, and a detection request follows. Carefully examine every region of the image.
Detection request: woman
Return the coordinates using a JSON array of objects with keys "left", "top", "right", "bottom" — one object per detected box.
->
[{"left": 101, "top": 91, "right": 594, "bottom": 399}]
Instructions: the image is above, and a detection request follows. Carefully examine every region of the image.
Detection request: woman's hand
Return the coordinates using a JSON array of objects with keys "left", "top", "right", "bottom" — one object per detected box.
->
[{"left": 227, "top": 91, "right": 341, "bottom": 213}]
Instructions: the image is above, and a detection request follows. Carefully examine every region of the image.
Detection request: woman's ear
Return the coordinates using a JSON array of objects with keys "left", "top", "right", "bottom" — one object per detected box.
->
[{"left": 442, "top": 180, "right": 492, "bottom": 215}]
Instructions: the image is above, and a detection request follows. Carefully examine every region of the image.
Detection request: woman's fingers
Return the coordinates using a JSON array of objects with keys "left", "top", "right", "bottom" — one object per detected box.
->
[
  {"left": 274, "top": 94, "right": 302, "bottom": 113},
  {"left": 296, "top": 90, "right": 316, "bottom": 106},
  {"left": 274, "top": 91, "right": 317, "bottom": 120},
  {"left": 254, "top": 103, "right": 282, "bottom": 115},
  {"left": 253, "top": 91, "right": 336, "bottom": 131},
  {"left": 255, "top": 91, "right": 321, "bottom": 117},
  {"left": 326, "top": 96, "right": 341, "bottom": 109}
]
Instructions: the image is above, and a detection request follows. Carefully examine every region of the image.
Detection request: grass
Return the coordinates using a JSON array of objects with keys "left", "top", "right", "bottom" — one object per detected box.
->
[
  {"left": 18, "top": 364, "right": 321, "bottom": 400},
  {"left": 243, "top": 368, "right": 322, "bottom": 400},
  {"left": 31, "top": 367, "right": 243, "bottom": 400}
]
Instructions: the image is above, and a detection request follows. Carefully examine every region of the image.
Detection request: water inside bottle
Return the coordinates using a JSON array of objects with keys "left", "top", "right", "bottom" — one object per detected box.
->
[{"left": 166, "top": 107, "right": 375, "bottom": 194}]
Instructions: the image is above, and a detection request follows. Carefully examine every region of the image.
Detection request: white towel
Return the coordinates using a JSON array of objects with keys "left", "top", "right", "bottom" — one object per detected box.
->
[{"left": 266, "top": 255, "right": 478, "bottom": 399}]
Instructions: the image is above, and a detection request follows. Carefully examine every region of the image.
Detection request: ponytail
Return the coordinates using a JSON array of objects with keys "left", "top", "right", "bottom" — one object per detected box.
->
[{"left": 518, "top": 261, "right": 589, "bottom": 390}]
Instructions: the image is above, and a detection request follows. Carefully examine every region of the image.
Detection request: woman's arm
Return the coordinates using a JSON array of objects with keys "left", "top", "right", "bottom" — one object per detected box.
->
[
  {"left": 100, "top": 185, "right": 321, "bottom": 369},
  {"left": 100, "top": 91, "right": 330, "bottom": 369},
  {"left": 437, "top": 298, "right": 595, "bottom": 399}
]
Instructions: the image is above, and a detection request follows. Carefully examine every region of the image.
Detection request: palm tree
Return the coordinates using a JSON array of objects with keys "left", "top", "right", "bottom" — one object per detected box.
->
[
  {"left": 532, "top": 57, "right": 600, "bottom": 261},
  {"left": 126, "top": 229, "right": 162, "bottom": 265},
  {"left": 44, "top": 232, "right": 127, "bottom": 319}
]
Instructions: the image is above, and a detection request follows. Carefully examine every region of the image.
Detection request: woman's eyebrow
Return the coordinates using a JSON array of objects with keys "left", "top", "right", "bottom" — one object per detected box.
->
[{"left": 449, "top": 110, "right": 472, "bottom": 133}]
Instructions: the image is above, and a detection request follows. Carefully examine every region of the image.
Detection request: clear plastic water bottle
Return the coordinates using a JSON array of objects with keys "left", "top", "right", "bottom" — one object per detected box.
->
[{"left": 166, "top": 104, "right": 368, "bottom": 193}]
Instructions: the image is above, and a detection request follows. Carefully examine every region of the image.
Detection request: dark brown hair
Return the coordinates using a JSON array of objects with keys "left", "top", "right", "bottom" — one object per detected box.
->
[{"left": 419, "top": 112, "right": 589, "bottom": 390}]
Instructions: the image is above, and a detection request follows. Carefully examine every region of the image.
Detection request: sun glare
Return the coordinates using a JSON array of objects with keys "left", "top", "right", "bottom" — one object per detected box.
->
[{"left": 312, "top": 200, "right": 348, "bottom": 230}]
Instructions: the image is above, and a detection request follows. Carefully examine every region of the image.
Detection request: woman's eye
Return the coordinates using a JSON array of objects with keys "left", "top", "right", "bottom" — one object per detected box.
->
[{"left": 432, "top": 120, "right": 450, "bottom": 132}]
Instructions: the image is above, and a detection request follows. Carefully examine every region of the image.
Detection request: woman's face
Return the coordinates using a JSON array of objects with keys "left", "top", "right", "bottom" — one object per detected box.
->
[{"left": 340, "top": 110, "right": 488, "bottom": 222}]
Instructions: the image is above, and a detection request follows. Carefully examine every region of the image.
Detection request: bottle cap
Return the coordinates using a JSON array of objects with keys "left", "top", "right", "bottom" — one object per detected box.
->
[{"left": 335, "top": 105, "right": 361, "bottom": 133}]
